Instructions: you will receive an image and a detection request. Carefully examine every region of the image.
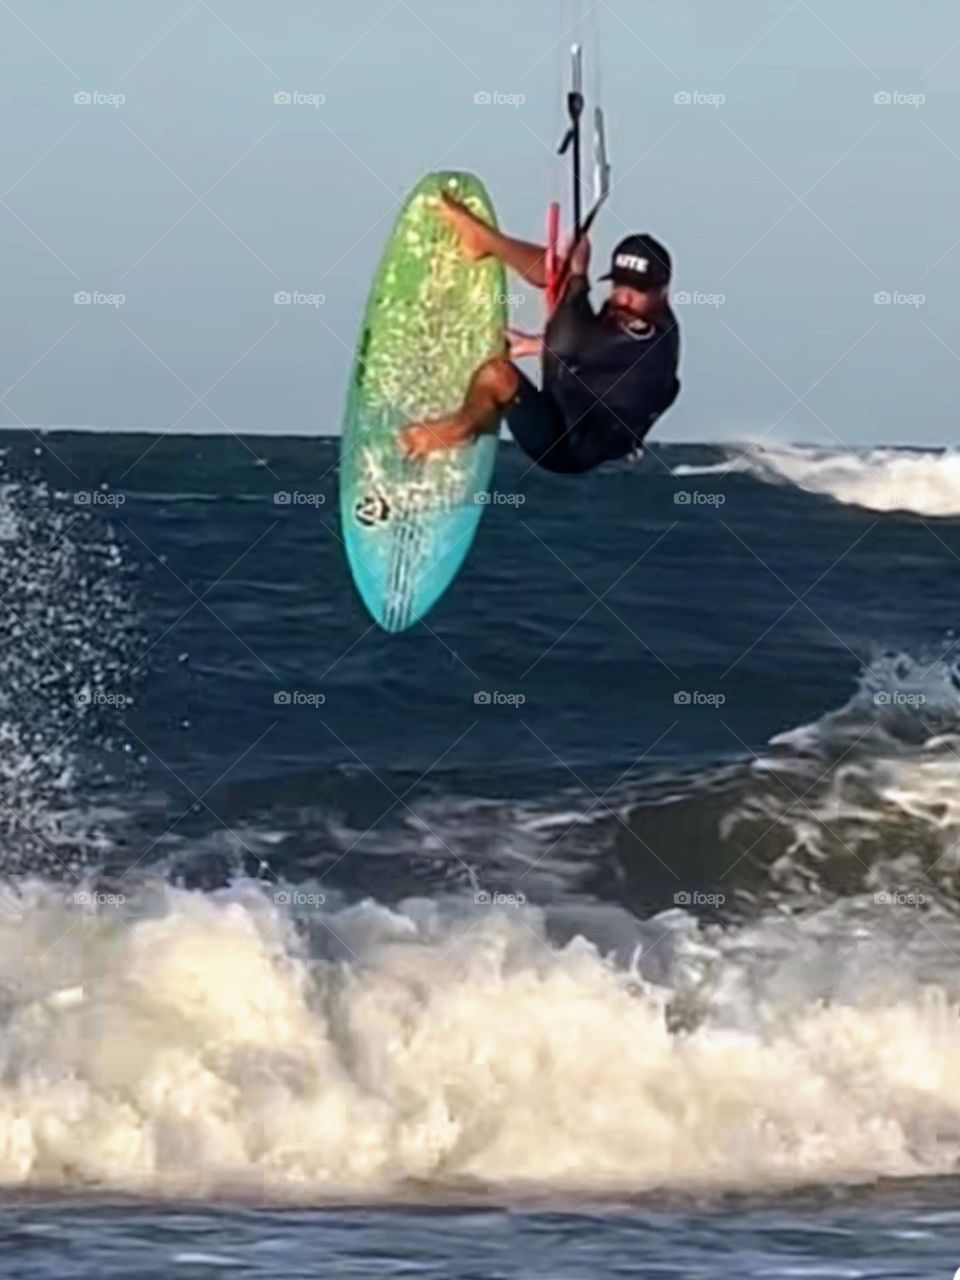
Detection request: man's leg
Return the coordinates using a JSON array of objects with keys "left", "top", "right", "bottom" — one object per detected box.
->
[
  {"left": 501, "top": 373, "right": 581, "bottom": 472},
  {"left": 402, "top": 356, "right": 520, "bottom": 461},
  {"left": 401, "top": 358, "right": 632, "bottom": 474},
  {"left": 439, "top": 196, "right": 549, "bottom": 289},
  {"left": 506, "top": 383, "right": 637, "bottom": 476}
]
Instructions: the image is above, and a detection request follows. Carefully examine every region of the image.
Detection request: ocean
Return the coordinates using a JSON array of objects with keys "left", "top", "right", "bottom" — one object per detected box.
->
[{"left": 1, "top": 428, "right": 960, "bottom": 1277}]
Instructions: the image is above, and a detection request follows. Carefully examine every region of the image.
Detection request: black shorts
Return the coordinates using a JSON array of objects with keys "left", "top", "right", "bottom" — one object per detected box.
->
[{"left": 504, "top": 371, "right": 639, "bottom": 475}]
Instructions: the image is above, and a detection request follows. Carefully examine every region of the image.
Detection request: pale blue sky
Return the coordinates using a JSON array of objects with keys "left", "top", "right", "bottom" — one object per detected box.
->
[{"left": 0, "top": 0, "right": 958, "bottom": 445}]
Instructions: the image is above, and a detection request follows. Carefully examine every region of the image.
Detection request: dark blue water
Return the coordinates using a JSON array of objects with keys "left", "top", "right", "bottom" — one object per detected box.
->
[{"left": 2, "top": 429, "right": 960, "bottom": 1277}]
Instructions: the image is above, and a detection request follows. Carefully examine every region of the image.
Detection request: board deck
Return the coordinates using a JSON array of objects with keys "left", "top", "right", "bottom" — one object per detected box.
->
[{"left": 338, "top": 172, "right": 507, "bottom": 632}]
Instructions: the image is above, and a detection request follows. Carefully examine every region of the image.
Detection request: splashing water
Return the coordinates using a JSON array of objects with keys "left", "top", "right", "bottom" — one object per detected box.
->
[
  {"left": 0, "top": 878, "right": 957, "bottom": 1200},
  {"left": 674, "top": 445, "right": 960, "bottom": 517},
  {"left": 0, "top": 475, "right": 138, "bottom": 874}
]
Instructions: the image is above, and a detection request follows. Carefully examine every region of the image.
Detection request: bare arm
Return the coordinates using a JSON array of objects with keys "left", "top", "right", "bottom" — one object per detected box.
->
[{"left": 507, "top": 327, "right": 543, "bottom": 359}]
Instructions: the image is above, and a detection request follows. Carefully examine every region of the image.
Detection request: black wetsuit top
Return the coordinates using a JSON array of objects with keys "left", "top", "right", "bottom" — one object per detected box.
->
[{"left": 505, "top": 276, "right": 681, "bottom": 474}]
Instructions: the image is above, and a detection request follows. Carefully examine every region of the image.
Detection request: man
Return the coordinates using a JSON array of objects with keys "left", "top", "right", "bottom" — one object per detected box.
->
[{"left": 402, "top": 196, "right": 681, "bottom": 474}]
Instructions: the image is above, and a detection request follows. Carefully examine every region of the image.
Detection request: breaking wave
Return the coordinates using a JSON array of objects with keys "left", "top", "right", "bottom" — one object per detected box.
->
[
  {"left": 0, "top": 876, "right": 958, "bottom": 1200},
  {"left": 675, "top": 445, "right": 960, "bottom": 517}
]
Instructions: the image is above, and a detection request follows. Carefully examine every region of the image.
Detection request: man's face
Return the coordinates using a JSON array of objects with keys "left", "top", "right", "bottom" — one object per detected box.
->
[{"left": 607, "top": 284, "right": 664, "bottom": 321}]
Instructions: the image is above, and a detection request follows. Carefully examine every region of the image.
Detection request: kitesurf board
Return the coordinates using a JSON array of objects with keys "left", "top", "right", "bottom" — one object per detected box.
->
[{"left": 339, "top": 172, "right": 507, "bottom": 632}]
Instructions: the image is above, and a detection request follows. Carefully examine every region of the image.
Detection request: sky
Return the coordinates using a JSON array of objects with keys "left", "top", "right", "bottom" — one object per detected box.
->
[{"left": 0, "top": 0, "right": 958, "bottom": 446}]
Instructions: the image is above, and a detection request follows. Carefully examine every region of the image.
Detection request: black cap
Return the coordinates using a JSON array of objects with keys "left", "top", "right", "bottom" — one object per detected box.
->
[{"left": 600, "top": 234, "right": 672, "bottom": 291}]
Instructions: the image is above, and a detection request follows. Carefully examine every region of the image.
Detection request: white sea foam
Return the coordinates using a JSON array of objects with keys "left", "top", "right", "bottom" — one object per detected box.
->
[
  {"left": 674, "top": 446, "right": 960, "bottom": 517},
  {"left": 722, "top": 647, "right": 960, "bottom": 906},
  {"left": 0, "top": 878, "right": 958, "bottom": 1200}
]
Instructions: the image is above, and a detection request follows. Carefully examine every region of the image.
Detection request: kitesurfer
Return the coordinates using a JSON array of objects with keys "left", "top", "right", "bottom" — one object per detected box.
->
[{"left": 401, "top": 195, "right": 681, "bottom": 473}]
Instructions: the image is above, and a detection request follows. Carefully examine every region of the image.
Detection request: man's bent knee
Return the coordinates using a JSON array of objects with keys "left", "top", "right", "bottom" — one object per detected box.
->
[{"left": 473, "top": 356, "right": 520, "bottom": 405}]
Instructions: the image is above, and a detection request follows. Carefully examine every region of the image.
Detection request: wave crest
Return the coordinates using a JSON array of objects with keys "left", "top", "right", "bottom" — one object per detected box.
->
[
  {"left": 675, "top": 445, "right": 960, "bottom": 517},
  {"left": 1, "top": 880, "right": 959, "bottom": 1199}
]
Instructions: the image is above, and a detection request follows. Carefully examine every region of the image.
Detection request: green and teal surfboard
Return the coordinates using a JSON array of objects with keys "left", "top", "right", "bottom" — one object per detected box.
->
[{"left": 338, "top": 172, "right": 507, "bottom": 632}]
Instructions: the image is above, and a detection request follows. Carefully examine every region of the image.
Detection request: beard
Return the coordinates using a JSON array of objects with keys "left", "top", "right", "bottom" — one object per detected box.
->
[{"left": 603, "top": 301, "right": 647, "bottom": 325}]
